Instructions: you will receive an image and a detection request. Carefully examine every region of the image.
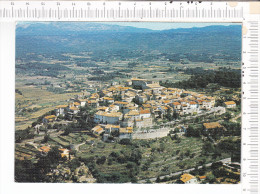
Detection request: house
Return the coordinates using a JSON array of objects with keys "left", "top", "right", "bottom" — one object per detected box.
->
[
  {"left": 126, "top": 110, "right": 140, "bottom": 120},
  {"left": 43, "top": 115, "right": 56, "bottom": 123},
  {"left": 203, "top": 122, "right": 225, "bottom": 135},
  {"left": 91, "top": 125, "right": 104, "bottom": 136},
  {"left": 38, "top": 146, "right": 51, "bottom": 153},
  {"left": 38, "top": 146, "right": 51, "bottom": 156},
  {"left": 123, "top": 92, "right": 136, "bottom": 102},
  {"left": 201, "top": 100, "right": 212, "bottom": 110},
  {"left": 97, "top": 106, "right": 109, "bottom": 112},
  {"left": 103, "top": 97, "right": 114, "bottom": 104},
  {"left": 73, "top": 102, "right": 81, "bottom": 108},
  {"left": 172, "top": 102, "right": 181, "bottom": 110},
  {"left": 189, "top": 101, "right": 198, "bottom": 109},
  {"left": 224, "top": 101, "right": 236, "bottom": 109},
  {"left": 180, "top": 174, "right": 198, "bottom": 184},
  {"left": 87, "top": 100, "right": 99, "bottom": 108},
  {"left": 78, "top": 99, "right": 88, "bottom": 107},
  {"left": 59, "top": 148, "right": 70, "bottom": 159},
  {"left": 89, "top": 93, "right": 99, "bottom": 100},
  {"left": 55, "top": 105, "right": 68, "bottom": 116},
  {"left": 146, "top": 83, "right": 164, "bottom": 94},
  {"left": 162, "top": 100, "right": 171, "bottom": 105},
  {"left": 131, "top": 78, "right": 147, "bottom": 89},
  {"left": 181, "top": 104, "right": 189, "bottom": 115},
  {"left": 69, "top": 106, "right": 79, "bottom": 114},
  {"left": 203, "top": 122, "right": 223, "bottom": 130},
  {"left": 126, "top": 79, "right": 132, "bottom": 86},
  {"left": 100, "top": 90, "right": 112, "bottom": 97},
  {"left": 104, "top": 124, "right": 120, "bottom": 134},
  {"left": 135, "top": 118, "right": 153, "bottom": 129},
  {"left": 109, "top": 104, "right": 120, "bottom": 112},
  {"left": 140, "top": 109, "right": 151, "bottom": 119},
  {"left": 94, "top": 111, "right": 123, "bottom": 124},
  {"left": 119, "top": 127, "right": 133, "bottom": 139},
  {"left": 114, "top": 101, "right": 128, "bottom": 108},
  {"left": 199, "top": 176, "right": 206, "bottom": 181},
  {"left": 142, "top": 103, "right": 152, "bottom": 110},
  {"left": 122, "top": 106, "right": 137, "bottom": 114},
  {"left": 135, "top": 95, "right": 148, "bottom": 104}
]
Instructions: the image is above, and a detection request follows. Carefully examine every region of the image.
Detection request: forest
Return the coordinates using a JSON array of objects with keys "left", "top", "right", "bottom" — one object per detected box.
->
[{"left": 160, "top": 68, "right": 241, "bottom": 89}]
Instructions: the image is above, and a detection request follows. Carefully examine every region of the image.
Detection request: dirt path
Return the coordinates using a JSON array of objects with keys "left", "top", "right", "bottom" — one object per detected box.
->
[
  {"left": 74, "top": 142, "right": 85, "bottom": 151},
  {"left": 231, "top": 113, "right": 241, "bottom": 123}
]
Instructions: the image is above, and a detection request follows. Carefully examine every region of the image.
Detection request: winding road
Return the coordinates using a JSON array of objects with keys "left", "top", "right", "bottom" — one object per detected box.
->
[{"left": 137, "top": 157, "right": 231, "bottom": 183}]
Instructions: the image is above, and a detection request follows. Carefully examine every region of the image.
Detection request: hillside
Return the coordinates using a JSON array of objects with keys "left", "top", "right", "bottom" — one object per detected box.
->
[{"left": 16, "top": 22, "right": 241, "bottom": 61}]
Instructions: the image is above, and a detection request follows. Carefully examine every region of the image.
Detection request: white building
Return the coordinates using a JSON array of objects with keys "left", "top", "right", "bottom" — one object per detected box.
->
[
  {"left": 224, "top": 101, "right": 236, "bottom": 108},
  {"left": 140, "top": 109, "right": 151, "bottom": 119},
  {"left": 78, "top": 99, "right": 88, "bottom": 107},
  {"left": 180, "top": 174, "right": 198, "bottom": 184},
  {"left": 94, "top": 111, "right": 123, "bottom": 124},
  {"left": 201, "top": 100, "right": 212, "bottom": 110},
  {"left": 119, "top": 127, "right": 133, "bottom": 139},
  {"left": 55, "top": 105, "right": 68, "bottom": 116}
]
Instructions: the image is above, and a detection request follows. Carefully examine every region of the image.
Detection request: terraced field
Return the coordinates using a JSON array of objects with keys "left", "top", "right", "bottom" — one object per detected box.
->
[
  {"left": 15, "top": 144, "right": 39, "bottom": 160},
  {"left": 74, "top": 135, "right": 231, "bottom": 180},
  {"left": 15, "top": 81, "right": 83, "bottom": 130}
]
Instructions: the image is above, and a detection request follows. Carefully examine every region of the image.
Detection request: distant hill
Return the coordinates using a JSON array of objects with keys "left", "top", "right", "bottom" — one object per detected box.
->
[
  {"left": 16, "top": 22, "right": 154, "bottom": 36},
  {"left": 16, "top": 22, "right": 241, "bottom": 60},
  {"left": 162, "top": 25, "right": 241, "bottom": 34}
]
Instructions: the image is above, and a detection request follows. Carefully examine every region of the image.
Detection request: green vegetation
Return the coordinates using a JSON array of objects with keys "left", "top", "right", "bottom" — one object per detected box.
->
[
  {"left": 161, "top": 68, "right": 241, "bottom": 89},
  {"left": 16, "top": 62, "right": 69, "bottom": 77}
]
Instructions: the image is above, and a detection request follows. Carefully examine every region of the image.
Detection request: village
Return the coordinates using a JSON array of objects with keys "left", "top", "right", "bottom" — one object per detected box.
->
[
  {"left": 40, "top": 77, "right": 236, "bottom": 141},
  {"left": 14, "top": 77, "right": 241, "bottom": 184},
  {"left": 15, "top": 77, "right": 241, "bottom": 184}
]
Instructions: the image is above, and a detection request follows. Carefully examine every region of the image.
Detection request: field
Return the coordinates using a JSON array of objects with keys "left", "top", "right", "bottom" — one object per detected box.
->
[
  {"left": 15, "top": 80, "right": 83, "bottom": 130},
  {"left": 75, "top": 136, "right": 230, "bottom": 181}
]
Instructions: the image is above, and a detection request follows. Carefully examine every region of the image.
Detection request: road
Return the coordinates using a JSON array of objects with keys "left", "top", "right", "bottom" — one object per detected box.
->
[
  {"left": 74, "top": 142, "right": 85, "bottom": 151},
  {"left": 137, "top": 157, "right": 231, "bottom": 183},
  {"left": 20, "top": 130, "right": 63, "bottom": 144},
  {"left": 132, "top": 106, "right": 226, "bottom": 140},
  {"left": 231, "top": 113, "right": 241, "bottom": 123}
]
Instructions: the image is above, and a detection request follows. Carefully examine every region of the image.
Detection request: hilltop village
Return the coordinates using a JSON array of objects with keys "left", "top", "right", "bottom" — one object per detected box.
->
[
  {"left": 42, "top": 78, "right": 233, "bottom": 141},
  {"left": 15, "top": 76, "right": 241, "bottom": 184}
]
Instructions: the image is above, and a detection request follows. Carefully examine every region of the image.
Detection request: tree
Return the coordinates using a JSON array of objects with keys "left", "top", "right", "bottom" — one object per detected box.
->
[
  {"left": 119, "top": 138, "right": 131, "bottom": 145},
  {"left": 42, "top": 134, "right": 50, "bottom": 143},
  {"left": 206, "top": 174, "right": 216, "bottom": 183},
  {"left": 63, "top": 126, "right": 71, "bottom": 135},
  {"left": 202, "top": 141, "right": 215, "bottom": 155},
  {"left": 96, "top": 156, "right": 107, "bottom": 165},
  {"left": 186, "top": 125, "right": 201, "bottom": 137},
  {"left": 159, "top": 143, "right": 166, "bottom": 153},
  {"left": 130, "top": 149, "right": 142, "bottom": 165},
  {"left": 223, "top": 112, "right": 232, "bottom": 121},
  {"left": 185, "top": 149, "right": 191, "bottom": 157},
  {"left": 156, "top": 176, "right": 161, "bottom": 183},
  {"left": 141, "top": 161, "right": 150, "bottom": 171},
  {"left": 165, "top": 108, "right": 173, "bottom": 121},
  {"left": 133, "top": 119, "right": 137, "bottom": 129},
  {"left": 211, "top": 161, "right": 223, "bottom": 170}
]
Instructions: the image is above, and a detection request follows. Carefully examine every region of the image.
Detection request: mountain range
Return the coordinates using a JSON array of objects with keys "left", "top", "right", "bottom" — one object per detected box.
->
[{"left": 16, "top": 22, "right": 242, "bottom": 60}]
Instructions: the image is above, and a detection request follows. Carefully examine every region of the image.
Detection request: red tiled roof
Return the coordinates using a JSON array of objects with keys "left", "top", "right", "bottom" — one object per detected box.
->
[{"left": 140, "top": 109, "right": 150, "bottom": 114}]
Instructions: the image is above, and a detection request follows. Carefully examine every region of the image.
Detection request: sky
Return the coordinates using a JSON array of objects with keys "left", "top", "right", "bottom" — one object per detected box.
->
[{"left": 100, "top": 22, "right": 241, "bottom": 30}]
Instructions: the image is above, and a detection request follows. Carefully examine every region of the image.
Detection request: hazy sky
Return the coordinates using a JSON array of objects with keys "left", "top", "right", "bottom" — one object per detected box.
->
[{"left": 100, "top": 22, "right": 241, "bottom": 30}]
